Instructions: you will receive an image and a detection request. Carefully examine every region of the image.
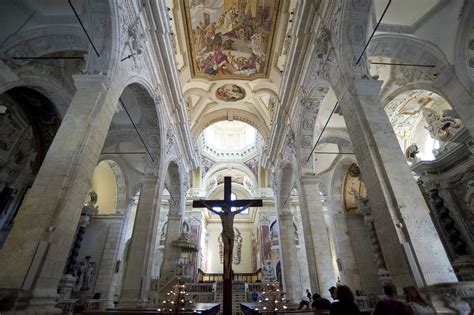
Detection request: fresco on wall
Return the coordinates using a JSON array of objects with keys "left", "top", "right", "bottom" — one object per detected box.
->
[
  {"left": 244, "top": 156, "right": 259, "bottom": 178},
  {"left": 215, "top": 84, "right": 246, "bottom": 101},
  {"left": 184, "top": 0, "right": 280, "bottom": 80},
  {"left": 201, "top": 156, "right": 215, "bottom": 179}
]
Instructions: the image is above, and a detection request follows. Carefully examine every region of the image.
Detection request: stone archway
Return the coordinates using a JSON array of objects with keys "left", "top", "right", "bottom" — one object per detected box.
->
[
  {"left": 367, "top": 33, "right": 474, "bottom": 137},
  {"left": 0, "top": 87, "right": 62, "bottom": 247}
]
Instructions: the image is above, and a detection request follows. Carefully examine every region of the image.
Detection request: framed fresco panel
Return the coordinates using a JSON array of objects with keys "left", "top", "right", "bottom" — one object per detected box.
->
[{"left": 183, "top": 0, "right": 281, "bottom": 80}]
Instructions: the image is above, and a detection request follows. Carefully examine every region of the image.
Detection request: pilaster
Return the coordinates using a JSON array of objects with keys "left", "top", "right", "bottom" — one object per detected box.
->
[
  {"left": 118, "top": 175, "right": 161, "bottom": 307},
  {"left": 159, "top": 213, "right": 184, "bottom": 284},
  {"left": 297, "top": 175, "right": 336, "bottom": 297},
  {"left": 277, "top": 212, "right": 301, "bottom": 303}
]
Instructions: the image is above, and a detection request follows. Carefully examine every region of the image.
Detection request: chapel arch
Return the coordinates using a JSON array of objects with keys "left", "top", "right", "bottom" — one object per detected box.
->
[
  {"left": 89, "top": 159, "right": 127, "bottom": 215},
  {"left": 0, "top": 86, "right": 61, "bottom": 245},
  {"left": 326, "top": 158, "right": 382, "bottom": 296},
  {"left": 366, "top": 33, "right": 474, "bottom": 138},
  {"left": 91, "top": 81, "right": 164, "bottom": 305},
  {"left": 383, "top": 89, "right": 463, "bottom": 162}
]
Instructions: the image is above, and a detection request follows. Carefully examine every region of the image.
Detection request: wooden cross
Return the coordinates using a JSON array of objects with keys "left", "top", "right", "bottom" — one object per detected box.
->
[{"left": 193, "top": 176, "right": 263, "bottom": 315}]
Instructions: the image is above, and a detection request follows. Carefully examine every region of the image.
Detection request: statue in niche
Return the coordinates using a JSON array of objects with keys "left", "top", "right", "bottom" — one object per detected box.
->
[
  {"left": 84, "top": 191, "right": 99, "bottom": 209},
  {"left": 262, "top": 260, "right": 276, "bottom": 282},
  {"left": 422, "top": 108, "right": 463, "bottom": 142},
  {"left": 405, "top": 143, "right": 419, "bottom": 163},
  {"left": 74, "top": 256, "right": 95, "bottom": 291}
]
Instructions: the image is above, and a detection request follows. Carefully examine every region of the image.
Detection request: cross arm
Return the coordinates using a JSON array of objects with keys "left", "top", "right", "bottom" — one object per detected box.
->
[
  {"left": 193, "top": 199, "right": 224, "bottom": 215},
  {"left": 230, "top": 199, "right": 263, "bottom": 214}
]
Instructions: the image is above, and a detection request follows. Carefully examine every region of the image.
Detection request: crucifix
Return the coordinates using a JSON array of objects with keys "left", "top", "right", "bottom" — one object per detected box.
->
[{"left": 193, "top": 176, "right": 263, "bottom": 314}]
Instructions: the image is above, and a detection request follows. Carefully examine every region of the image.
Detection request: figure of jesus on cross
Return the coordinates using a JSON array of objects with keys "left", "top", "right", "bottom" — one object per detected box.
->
[{"left": 193, "top": 176, "right": 263, "bottom": 314}]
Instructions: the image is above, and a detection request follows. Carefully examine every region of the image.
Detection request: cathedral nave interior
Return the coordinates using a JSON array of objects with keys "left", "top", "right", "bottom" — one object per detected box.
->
[{"left": 0, "top": 0, "right": 473, "bottom": 314}]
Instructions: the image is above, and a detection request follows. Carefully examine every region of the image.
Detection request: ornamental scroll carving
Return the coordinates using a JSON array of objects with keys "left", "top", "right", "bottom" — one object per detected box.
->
[{"left": 422, "top": 108, "right": 463, "bottom": 142}]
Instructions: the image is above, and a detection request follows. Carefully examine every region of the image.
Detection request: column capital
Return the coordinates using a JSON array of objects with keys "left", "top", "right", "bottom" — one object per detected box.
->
[
  {"left": 299, "top": 175, "right": 319, "bottom": 186},
  {"left": 72, "top": 74, "right": 108, "bottom": 90},
  {"left": 167, "top": 213, "right": 182, "bottom": 220},
  {"left": 141, "top": 175, "right": 159, "bottom": 185},
  {"left": 278, "top": 212, "right": 293, "bottom": 220},
  {"left": 352, "top": 79, "right": 383, "bottom": 96}
]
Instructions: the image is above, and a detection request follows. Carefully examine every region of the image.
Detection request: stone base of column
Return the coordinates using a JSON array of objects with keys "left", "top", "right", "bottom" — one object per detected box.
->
[
  {"left": 27, "top": 291, "right": 61, "bottom": 314},
  {"left": 452, "top": 256, "right": 474, "bottom": 281},
  {"left": 424, "top": 282, "right": 474, "bottom": 315},
  {"left": 116, "top": 298, "right": 149, "bottom": 309},
  {"left": 0, "top": 288, "right": 61, "bottom": 314},
  {"left": 58, "top": 274, "right": 77, "bottom": 300}
]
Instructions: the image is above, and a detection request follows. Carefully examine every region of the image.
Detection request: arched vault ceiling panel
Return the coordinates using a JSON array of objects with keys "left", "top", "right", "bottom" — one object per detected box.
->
[
  {"left": 191, "top": 109, "right": 270, "bottom": 141},
  {"left": 374, "top": 0, "right": 440, "bottom": 26},
  {"left": 182, "top": 0, "right": 281, "bottom": 81}
]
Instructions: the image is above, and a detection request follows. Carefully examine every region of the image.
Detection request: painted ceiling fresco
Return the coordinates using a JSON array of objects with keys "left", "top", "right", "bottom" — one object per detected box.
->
[{"left": 184, "top": 0, "right": 280, "bottom": 80}]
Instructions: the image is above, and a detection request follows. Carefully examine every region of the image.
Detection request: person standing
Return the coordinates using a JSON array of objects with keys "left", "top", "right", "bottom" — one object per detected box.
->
[
  {"left": 312, "top": 293, "right": 331, "bottom": 310},
  {"left": 329, "top": 286, "right": 338, "bottom": 300},
  {"left": 403, "top": 286, "right": 435, "bottom": 315},
  {"left": 306, "top": 289, "right": 312, "bottom": 300},
  {"left": 373, "top": 284, "right": 414, "bottom": 315},
  {"left": 329, "top": 285, "right": 360, "bottom": 315}
]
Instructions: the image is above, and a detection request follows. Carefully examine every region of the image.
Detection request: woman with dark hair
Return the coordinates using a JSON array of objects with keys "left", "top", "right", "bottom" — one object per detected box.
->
[
  {"left": 403, "top": 286, "right": 435, "bottom": 315},
  {"left": 329, "top": 285, "right": 361, "bottom": 315}
]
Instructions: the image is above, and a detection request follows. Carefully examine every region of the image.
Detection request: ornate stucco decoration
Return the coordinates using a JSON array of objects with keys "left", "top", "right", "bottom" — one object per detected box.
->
[
  {"left": 315, "top": 27, "right": 332, "bottom": 59},
  {"left": 422, "top": 108, "right": 463, "bottom": 142},
  {"left": 166, "top": 126, "right": 176, "bottom": 155}
]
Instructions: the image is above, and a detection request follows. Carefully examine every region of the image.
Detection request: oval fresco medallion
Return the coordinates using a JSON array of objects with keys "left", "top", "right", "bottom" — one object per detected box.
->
[{"left": 215, "top": 84, "right": 246, "bottom": 102}]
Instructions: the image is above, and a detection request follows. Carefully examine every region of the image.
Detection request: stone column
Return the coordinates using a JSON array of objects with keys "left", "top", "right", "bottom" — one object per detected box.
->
[
  {"left": 277, "top": 212, "right": 301, "bottom": 303},
  {"left": 339, "top": 79, "right": 457, "bottom": 287},
  {"left": 118, "top": 175, "right": 161, "bottom": 307},
  {"left": 93, "top": 215, "right": 124, "bottom": 308},
  {"left": 159, "top": 213, "right": 183, "bottom": 284},
  {"left": 297, "top": 176, "right": 336, "bottom": 296},
  {"left": 0, "top": 75, "right": 115, "bottom": 310}
]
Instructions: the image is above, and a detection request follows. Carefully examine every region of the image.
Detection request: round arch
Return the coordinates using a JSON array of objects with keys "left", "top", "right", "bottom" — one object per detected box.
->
[{"left": 192, "top": 109, "right": 270, "bottom": 141}]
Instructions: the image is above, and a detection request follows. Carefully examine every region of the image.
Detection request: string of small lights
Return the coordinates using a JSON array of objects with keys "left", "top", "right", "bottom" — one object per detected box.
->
[
  {"left": 157, "top": 283, "right": 194, "bottom": 314},
  {"left": 255, "top": 282, "right": 288, "bottom": 314}
]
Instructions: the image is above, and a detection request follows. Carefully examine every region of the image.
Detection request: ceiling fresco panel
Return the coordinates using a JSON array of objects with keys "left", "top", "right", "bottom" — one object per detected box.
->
[{"left": 183, "top": 0, "right": 280, "bottom": 80}]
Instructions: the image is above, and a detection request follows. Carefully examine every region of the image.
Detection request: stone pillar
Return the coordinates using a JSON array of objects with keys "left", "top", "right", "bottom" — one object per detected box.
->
[
  {"left": 118, "top": 175, "right": 161, "bottom": 307},
  {"left": 339, "top": 79, "right": 457, "bottom": 287},
  {"left": 0, "top": 75, "right": 115, "bottom": 311},
  {"left": 331, "top": 212, "right": 362, "bottom": 290},
  {"left": 159, "top": 213, "right": 183, "bottom": 284},
  {"left": 93, "top": 215, "right": 124, "bottom": 308},
  {"left": 277, "top": 212, "right": 301, "bottom": 303},
  {"left": 297, "top": 176, "right": 336, "bottom": 296}
]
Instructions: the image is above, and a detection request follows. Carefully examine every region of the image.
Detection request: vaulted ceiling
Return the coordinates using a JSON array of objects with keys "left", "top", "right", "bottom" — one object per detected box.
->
[{"left": 166, "top": 0, "right": 296, "bottom": 141}]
